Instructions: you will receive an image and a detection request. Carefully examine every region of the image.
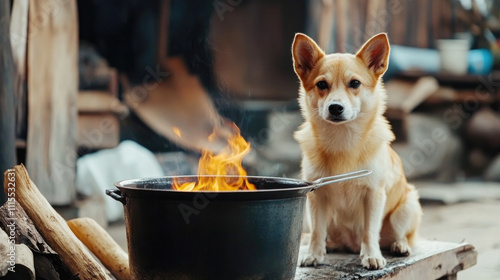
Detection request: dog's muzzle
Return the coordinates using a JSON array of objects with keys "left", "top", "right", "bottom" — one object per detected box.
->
[{"left": 328, "top": 103, "right": 346, "bottom": 122}]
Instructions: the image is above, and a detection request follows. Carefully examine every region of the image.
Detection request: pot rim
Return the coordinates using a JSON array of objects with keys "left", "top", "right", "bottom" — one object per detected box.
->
[{"left": 114, "top": 175, "right": 313, "bottom": 194}]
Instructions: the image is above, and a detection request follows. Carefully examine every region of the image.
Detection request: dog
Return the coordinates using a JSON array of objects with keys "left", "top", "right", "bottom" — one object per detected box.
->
[{"left": 292, "top": 33, "right": 422, "bottom": 270}]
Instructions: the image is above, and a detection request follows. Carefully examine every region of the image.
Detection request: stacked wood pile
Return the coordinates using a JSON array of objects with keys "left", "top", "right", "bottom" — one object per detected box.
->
[{"left": 0, "top": 165, "right": 130, "bottom": 280}]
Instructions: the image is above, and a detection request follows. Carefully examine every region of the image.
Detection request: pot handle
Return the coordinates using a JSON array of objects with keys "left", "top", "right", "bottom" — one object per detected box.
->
[
  {"left": 106, "top": 189, "right": 126, "bottom": 205},
  {"left": 310, "top": 169, "right": 372, "bottom": 191}
]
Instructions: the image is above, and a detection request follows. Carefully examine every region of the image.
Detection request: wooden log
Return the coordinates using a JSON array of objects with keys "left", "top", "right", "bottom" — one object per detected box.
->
[
  {"left": 77, "top": 91, "right": 128, "bottom": 115},
  {"left": 68, "top": 218, "right": 130, "bottom": 280},
  {"left": 0, "top": 227, "right": 35, "bottom": 280},
  {"left": 3, "top": 165, "right": 112, "bottom": 280},
  {"left": 0, "top": 0, "right": 17, "bottom": 205},
  {"left": 26, "top": 0, "right": 78, "bottom": 205},
  {"left": 0, "top": 200, "right": 74, "bottom": 279},
  {"left": 0, "top": 200, "right": 56, "bottom": 255},
  {"left": 34, "top": 254, "right": 64, "bottom": 280}
]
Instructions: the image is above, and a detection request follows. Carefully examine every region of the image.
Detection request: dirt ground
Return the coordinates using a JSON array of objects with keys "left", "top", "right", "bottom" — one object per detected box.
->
[{"left": 107, "top": 199, "right": 500, "bottom": 279}]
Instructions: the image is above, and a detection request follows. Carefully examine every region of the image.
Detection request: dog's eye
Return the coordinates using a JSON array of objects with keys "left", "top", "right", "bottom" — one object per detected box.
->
[
  {"left": 316, "top": 81, "right": 328, "bottom": 90},
  {"left": 349, "top": 79, "right": 361, "bottom": 89}
]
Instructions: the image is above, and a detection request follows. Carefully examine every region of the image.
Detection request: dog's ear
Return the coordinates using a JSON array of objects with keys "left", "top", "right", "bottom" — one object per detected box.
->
[
  {"left": 292, "top": 33, "right": 325, "bottom": 80},
  {"left": 356, "top": 33, "right": 390, "bottom": 78}
]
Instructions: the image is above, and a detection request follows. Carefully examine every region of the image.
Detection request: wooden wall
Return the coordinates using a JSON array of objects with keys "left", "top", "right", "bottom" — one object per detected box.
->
[
  {"left": 210, "top": 0, "right": 306, "bottom": 100},
  {"left": 209, "top": 0, "right": 472, "bottom": 101},
  {"left": 307, "top": 0, "right": 470, "bottom": 53}
]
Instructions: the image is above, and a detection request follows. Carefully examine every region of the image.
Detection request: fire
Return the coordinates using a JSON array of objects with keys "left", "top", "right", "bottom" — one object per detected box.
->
[
  {"left": 172, "top": 126, "right": 182, "bottom": 138},
  {"left": 173, "top": 124, "right": 256, "bottom": 191}
]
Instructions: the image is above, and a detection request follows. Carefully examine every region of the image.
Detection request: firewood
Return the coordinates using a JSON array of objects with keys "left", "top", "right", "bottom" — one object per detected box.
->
[
  {"left": 68, "top": 218, "right": 130, "bottom": 280},
  {"left": 0, "top": 200, "right": 73, "bottom": 279},
  {"left": 0, "top": 227, "right": 35, "bottom": 279},
  {"left": 0, "top": 200, "right": 56, "bottom": 255},
  {"left": 3, "top": 165, "right": 112, "bottom": 280}
]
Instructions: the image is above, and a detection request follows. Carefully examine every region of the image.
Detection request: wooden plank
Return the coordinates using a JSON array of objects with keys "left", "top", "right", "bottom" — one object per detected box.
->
[
  {"left": 26, "top": 0, "right": 78, "bottom": 205},
  {"left": 335, "top": 0, "right": 348, "bottom": 53},
  {"left": 10, "top": 0, "right": 28, "bottom": 79},
  {"left": 78, "top": 113, "right": 120, "bottom": 149},
  {"left": 296, "top": 239, "right": 477, "bottom": 279},
  {"left": 10, "top": 0, "right": 29, "bottom": 139},
  {"left": 0, "top": 0, "right": 17, "bottom": 204},
  {"left": 365, "top": 0, "right": 384, "bottom": 38},
  {"left": 318, "top": 0, "right": 335, "bottom": 52},
  {"left": 78, "top": 91, "right": 128, "bottom": 114},
  {"left": 416, "top": 0, "right": 429, "bottom": 48},
  {"left": 417, "top": 181, "right": 500, "bottom": 204},
  {"left": 388, "top": 0, "right": 407, "bottom": 46},
  {"left": 348, "top": 0, "right": 361, "bottom": 51}
]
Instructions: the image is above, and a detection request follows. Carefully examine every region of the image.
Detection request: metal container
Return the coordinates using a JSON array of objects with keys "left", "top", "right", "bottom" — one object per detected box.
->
[{"left": 107, "top": 170, "right": 371, "bottom": 280}]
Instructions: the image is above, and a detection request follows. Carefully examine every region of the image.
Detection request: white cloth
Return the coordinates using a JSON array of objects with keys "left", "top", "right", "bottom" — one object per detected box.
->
[{"left": 76, "top": 140, "right": 164, "bottom": 222}]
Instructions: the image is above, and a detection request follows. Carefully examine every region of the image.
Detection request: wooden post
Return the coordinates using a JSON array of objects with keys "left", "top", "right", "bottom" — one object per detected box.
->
[
  {"left": 0, "top": 0, "right": 17, "bottom": 204},
  {"left": 26, "top": 0, "right": 79, "bottom": 205},
  {"left": 10, "top": 0, "right": 29, "bottom": 141}
]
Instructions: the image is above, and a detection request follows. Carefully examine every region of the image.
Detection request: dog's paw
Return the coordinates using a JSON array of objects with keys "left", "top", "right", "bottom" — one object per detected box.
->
[
  {"left": 391, "top": 240, "right": 411, "bottom": 256},
  {"left": 299, "top": 252, "right": 324, "bottom": 267},
  {"left": 361, "top": 253, "right": 386, "bottom": 270}
]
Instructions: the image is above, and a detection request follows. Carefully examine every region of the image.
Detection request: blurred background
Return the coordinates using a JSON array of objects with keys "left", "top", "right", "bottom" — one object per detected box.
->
[{"left": 1, "top": 0, "right": 500, "bottom": 278}]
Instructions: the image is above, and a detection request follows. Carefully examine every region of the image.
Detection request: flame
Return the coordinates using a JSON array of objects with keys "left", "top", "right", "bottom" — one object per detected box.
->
[
  {"left": 173, "top": 124, "right": 256, "bottom": 191},
  {"left": 172, "top": 126, "right": 182, "bottom": 138}
]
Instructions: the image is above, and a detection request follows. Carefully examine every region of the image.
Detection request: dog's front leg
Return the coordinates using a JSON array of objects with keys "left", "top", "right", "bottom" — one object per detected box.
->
[
  {"left": 360, "top": 187, "right": 387, "bottom": 269},
  {"left": 299, "top": 192, "right": 327, "bottom": 267}
]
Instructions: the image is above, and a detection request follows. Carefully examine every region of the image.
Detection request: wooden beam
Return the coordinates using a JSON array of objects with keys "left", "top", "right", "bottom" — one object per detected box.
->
[
  {"left": 10, "top": 0, "right": 29, "bottom": 139},
  {"left": 3, "top": 165, "right": 112, "bottom": 279},
  {"left": 296, "top": 237, "right": 477, "bottom": 279},
  {"left": 26, "top": 0, "right": 79, "bottom": 205}
]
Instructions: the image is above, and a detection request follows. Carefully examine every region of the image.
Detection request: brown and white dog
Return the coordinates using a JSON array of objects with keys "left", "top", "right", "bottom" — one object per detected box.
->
[{"left": 292, "top": 33, "right": 422, "bottom": 270}]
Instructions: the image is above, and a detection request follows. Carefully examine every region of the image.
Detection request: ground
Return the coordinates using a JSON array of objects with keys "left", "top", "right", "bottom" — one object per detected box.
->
[
  {"left": 107, "top": 199, "right": 500, "bottom": 279},
  {"left": 419, "top": 200, "right": 500, "bottom": 279}
]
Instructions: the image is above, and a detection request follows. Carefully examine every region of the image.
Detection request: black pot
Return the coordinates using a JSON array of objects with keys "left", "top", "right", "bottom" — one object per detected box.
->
[{"left": 106, "top": 170, "right": 371, "bottom": 280}]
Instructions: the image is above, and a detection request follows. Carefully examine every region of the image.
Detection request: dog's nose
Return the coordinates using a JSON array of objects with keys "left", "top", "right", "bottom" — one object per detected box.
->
[{"left": 328, "top": 104, "right": 344, "bottom": 116}]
